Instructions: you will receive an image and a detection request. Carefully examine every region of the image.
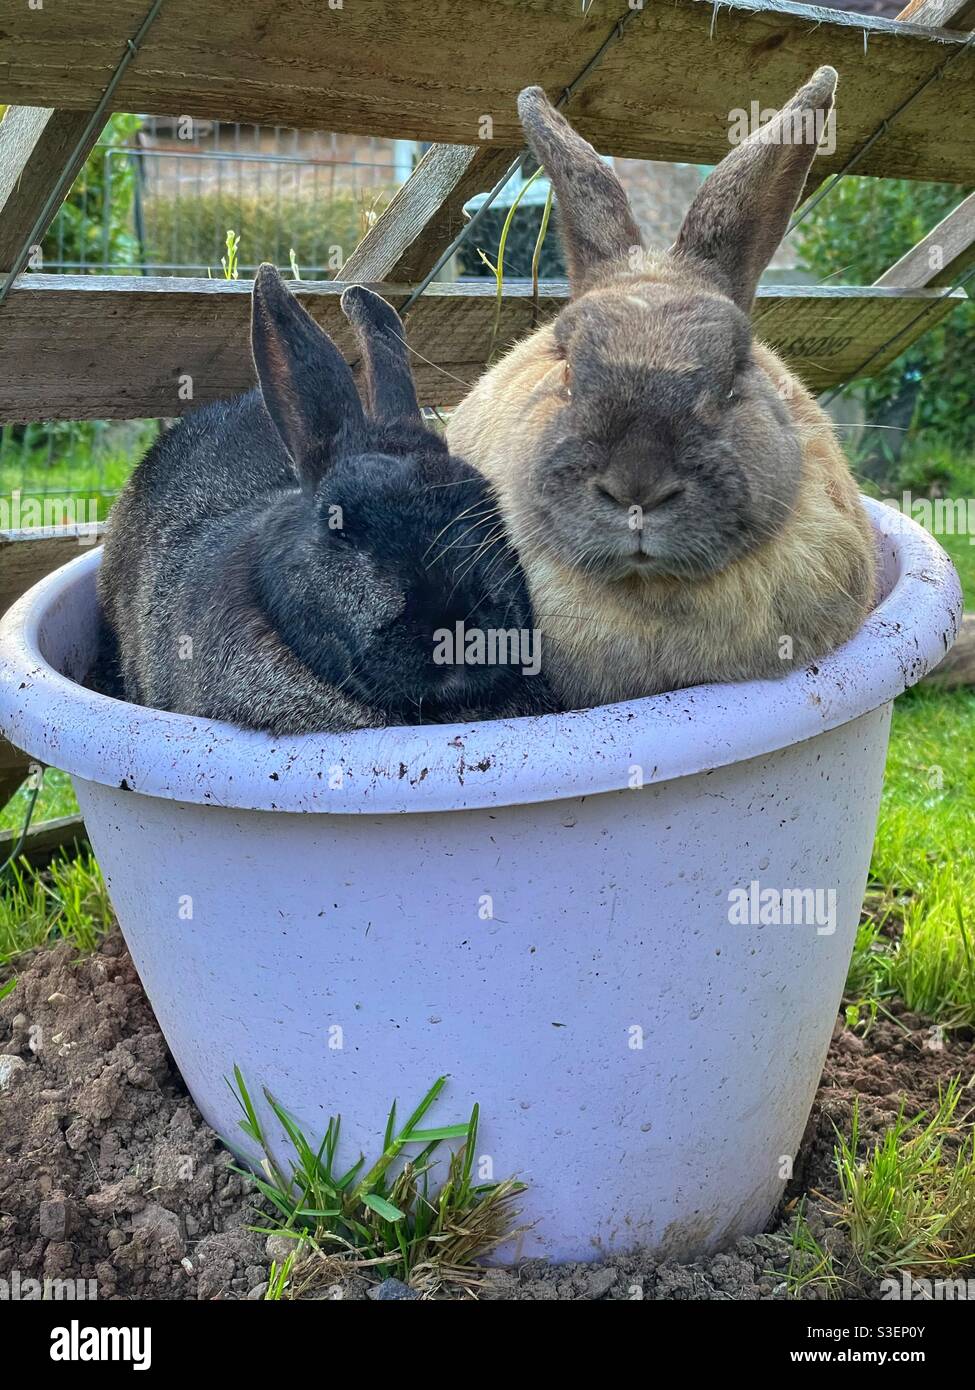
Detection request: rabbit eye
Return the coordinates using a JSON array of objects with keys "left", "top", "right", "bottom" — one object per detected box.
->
[{"left": 726, "top": 387, "right": 738, "bottom": 402}]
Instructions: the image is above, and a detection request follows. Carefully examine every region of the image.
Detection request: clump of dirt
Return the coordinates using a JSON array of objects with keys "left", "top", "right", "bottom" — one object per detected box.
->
[
  {"left": 1, "top": 934, "right": 972, "bottom": 1300},
  {"left": 0, "top": 936, "right": 267, "bottom": 1300}
]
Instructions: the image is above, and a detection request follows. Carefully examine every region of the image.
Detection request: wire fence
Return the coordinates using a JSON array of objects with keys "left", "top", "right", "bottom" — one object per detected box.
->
[{"left": 1, "top": 118, "right": 412, "bottom": 501}]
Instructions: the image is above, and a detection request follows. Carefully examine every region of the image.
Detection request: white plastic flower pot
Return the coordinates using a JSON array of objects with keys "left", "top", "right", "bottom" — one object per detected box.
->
[{"left": 0, "top": 499, "right": 961, "bottom": 1262}]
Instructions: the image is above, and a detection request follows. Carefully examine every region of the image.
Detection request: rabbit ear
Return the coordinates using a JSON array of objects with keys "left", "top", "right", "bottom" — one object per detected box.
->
[
  {"left": 340, "top": 285, "right": 422, "bottom": 426},
  {"left": 672, "top": 67, "right": 837, "bottom": 312},
  {"left": 251, "top": 263, "right": 366, "bottom": 487},
  {"left": 517, "top": 87, "right": 643, "bottom": 295}
]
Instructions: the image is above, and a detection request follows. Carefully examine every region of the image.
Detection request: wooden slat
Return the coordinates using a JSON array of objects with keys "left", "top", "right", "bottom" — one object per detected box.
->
[
  {"left": 343, "top": 145, "right": 518, "bottom": 284},
  {"left": 0, "top": 813, "right": 89, "bottom": 869},
  {"left": 0, "top": 746, "right": 29, "bottom": 810},
  {"left": 0, "top": 106, "right": 104, "bottom": 272},
  {"left": 897, "top": 0, "right": 975, "bottom": 26},
  {"left": 0, "top": 275, "right": 966, "bottom": 418},
  {"left": 0, "top": 524, "right": 104, "bottom": 617},
  {"left": 1, "top": 0, "right": 974, "bottom": 183},
  {"left": 874, "top": 190, "right": 975, "bottom": 289}
]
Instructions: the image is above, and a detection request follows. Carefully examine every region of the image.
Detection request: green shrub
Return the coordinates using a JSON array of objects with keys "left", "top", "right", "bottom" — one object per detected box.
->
[
  {"left": 40, "top": 113, "right": 143, "bottom": 272},
  {"left": 141, "top": 186, "right": 393, "bottom": 277},
  {"left": 796, "top": 176, "right": 974, "bottom": 455}
]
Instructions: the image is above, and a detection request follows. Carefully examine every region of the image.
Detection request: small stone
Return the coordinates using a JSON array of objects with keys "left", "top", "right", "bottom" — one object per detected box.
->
[
  {"left": 39, "top": 1196, "right": 73, "bottom": 1240},
  {"left": 0, "top": 1055, "right": 27, "bottom": 1091},
  {"left": 246, "top": 1282, "right": 268, "bottom": 1300},
  {"left": 585, "top": 1267, "right": 618, "bottom": 1298},
  {"left": 265, "top": 1234, "right": 295, "bottom": 1264},
  {"left": 367, "top": 1277, "right": 420, "bottom": 1301},
  {"left": 64, "top": 1121, "right": 89, "bottom": 1152}
]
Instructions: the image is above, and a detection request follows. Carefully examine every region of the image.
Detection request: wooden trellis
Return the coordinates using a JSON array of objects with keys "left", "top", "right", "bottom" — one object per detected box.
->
[
  {"left": 2, "top": 0, "right": 974, "bottom": 405},
  {"left": 0, "top": 0, "right": 973, "bottom": 817}
]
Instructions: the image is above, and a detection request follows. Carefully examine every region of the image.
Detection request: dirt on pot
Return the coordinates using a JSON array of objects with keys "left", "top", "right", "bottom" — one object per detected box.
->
[{"left": 1, "top": 933, "right": 972, "bottom": 1301}]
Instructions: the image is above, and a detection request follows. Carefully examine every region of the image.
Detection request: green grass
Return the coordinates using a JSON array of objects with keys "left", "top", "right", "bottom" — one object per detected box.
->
[
  {"left": 834, "top": 1081, "right": 975, "bottom": 1277},
  {"left": 845, "top": 687, "right": 975, "bottom": 1029},
  {"left": 0, "top": 769, "right": 78, "bottom": 830},
  {"left": 937, "top": 530, "right": 975, "bottom": 606},
  {"left": 780, "top": 1198, "right": 843, "bottom": 1298},
  {"left": 229, "top": 1069, "right": 524, "bottom": 1297},
  {"left": 0, "top": 421, "right": 156, "bottom": 511},
  {"left": 777, "top": 1082, "right": 975, "bottom": 1295},
  {"left": 0, "top": 850, "right": 109, "bottom": 970}
]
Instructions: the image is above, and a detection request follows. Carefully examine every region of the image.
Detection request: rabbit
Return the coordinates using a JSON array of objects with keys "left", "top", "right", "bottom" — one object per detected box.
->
[
  {"left": 96, "top": 266, "right": 550, "bottom": 735},
  {"left": 447, "top": 67, "right": 876, "bottom": 712}
]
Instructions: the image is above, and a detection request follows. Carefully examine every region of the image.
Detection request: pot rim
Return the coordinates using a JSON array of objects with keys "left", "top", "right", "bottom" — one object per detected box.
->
[{"left": 0, "top": 498, "right": 961, "bottom": 814}]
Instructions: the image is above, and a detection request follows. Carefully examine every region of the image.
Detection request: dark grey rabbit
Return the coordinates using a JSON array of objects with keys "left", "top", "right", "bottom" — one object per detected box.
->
[{"left": 96, "top": 266, "right": 548, "bottom": 734}]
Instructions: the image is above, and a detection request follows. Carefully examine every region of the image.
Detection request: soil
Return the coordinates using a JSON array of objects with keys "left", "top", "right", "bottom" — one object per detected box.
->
[{"left": 1, "top": 933, "right": 972, "bottom": 1301}]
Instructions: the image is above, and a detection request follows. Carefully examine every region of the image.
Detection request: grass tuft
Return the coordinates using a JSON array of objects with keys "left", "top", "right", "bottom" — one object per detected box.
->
[
  {"left": 0, "top": 850, "right": 111, "bottom": 968},
  {"left": 778, "top": 1198, "right": 843, "bottom": 1299},
  {"left": 833, "top": 1079, "right": 975, "bottom": 1277},
  {"left": 227, "top": 1068, "right": 525, "bottom": 1297}
]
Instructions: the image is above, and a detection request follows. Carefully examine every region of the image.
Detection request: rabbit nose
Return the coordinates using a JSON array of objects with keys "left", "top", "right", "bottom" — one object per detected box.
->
[{"left": 595, "top": 475, "right": 684, "bottom": 514}]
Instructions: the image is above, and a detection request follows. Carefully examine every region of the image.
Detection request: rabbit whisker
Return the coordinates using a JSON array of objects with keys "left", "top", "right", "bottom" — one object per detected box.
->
[
  {"left": 429, "top": 514, "right": 504, "bottom": 565},
  {"left": 422, "top": 501, "right": 501, "bottom": 561},
  {"left": 449, "top": 532, "right": 512, "bottom": 593},
  {"left": 385, "top": 328, "right": 474, "bottom": 392}
]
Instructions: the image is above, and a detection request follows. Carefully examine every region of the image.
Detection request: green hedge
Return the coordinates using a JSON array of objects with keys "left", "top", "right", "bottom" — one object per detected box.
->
[
  {"left": 141, "top": 187, "right": 394, "bottom": 277},
  {"left": 796, "top": 176, "right": 974, "bottom": 459}
]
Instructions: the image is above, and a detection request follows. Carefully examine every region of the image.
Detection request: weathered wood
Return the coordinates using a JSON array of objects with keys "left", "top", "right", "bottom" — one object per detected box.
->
[
  {"left": 0, "top": 107, "right": 104, "bottom": 272},
  {"left": 0, "top": 752, "right": 28, "bottom": 810},
  {"left": 921, "top": 611, "right": 975, "bottom": 688},
  {"left": 897, "top": 0, "right": 975, "bottom": 27},
  {"left": 0, "top": 524, "right": 104, "bottom": 619},
  {"left": 342, "top": 144, "right": 519, "bottom": 284},
  {"left": 0, "top": 276, "right": 965, "bottom": 417},
  {"left": 872, "top": 0, "right": 975, "bottom": 294},
  {"left": 874, "top": 191, "right": 975, "bottom": 289},
  {"left": 1, "top": 0, "right": 974, "bottom": 183},
  {"left": 0, "top": 813, "right": 89, "bottom": 869}
]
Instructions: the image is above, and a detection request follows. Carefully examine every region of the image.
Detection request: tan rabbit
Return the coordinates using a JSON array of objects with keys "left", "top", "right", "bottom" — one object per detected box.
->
[{"left": 447, "top": 67, "right": 876, "bottom": 711}]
